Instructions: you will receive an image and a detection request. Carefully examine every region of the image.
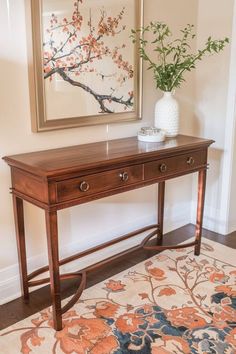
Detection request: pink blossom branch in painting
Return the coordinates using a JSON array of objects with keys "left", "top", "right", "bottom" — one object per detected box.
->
[{"left": 43, "top": 0, "right": 134, "bottom": 114}]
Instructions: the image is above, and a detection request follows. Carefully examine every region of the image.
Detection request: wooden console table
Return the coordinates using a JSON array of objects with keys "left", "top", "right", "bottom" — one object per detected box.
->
[{"left": 3, "top": 135, "right": 213, "bottom": 331}]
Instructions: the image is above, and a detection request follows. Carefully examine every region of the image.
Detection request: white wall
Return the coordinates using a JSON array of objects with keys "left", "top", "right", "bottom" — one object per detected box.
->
[
  {"left": 191, "top": 0, "right": 235, "bottom": 234},
  {"left": 229, "top": 132, "right": 236, "bottom": 232},
  {"left": 0, "top": 0, "right": 197, "bottom": 304},
  {"left": 228, "top": 30, "right": 236, "bottom": 233},
  {"left": 225, "top": 0, "right": 236, "bottom": 234}
]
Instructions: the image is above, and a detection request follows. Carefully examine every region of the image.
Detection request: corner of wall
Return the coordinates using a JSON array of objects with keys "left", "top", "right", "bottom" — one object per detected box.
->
[{"left": 191, "top": 0, "right": 236, "bottom": 235}]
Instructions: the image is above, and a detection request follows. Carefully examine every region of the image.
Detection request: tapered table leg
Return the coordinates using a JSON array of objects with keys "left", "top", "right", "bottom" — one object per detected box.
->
[
  {"left": 194, "top": 169, "right": 207, "bottom": 256},
  {"left": 158, "top": 182, "right": 165, "bottom": 244},
  {"left": 45, "top": 210, "right": 62, "bottom": 331},
  {"left": 12, "top": 195, "right": 29, "bottom": 302}
]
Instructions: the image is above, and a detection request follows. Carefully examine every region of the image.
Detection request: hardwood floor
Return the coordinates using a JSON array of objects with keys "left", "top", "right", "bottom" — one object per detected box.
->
[{"left": 0, "top": 224, "right": 235, "bottom": 331}]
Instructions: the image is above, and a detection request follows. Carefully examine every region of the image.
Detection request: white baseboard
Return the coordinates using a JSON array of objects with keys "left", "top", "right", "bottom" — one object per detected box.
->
[
  {"left": 191, "top": 202, "right": 229, "bottom": 235},
  {"left": 228, "top": 220, "right": 236, "bottom": 234},
  {"left": 0, "top": 204, "right": 191, "bottom": 305}
]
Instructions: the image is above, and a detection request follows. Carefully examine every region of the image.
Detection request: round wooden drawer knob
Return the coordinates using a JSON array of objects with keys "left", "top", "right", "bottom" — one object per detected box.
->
[
  {"left": 79, "top": 181, "right": 90, "bottom": 192},
  {"left": 159, "top": 163, "right": 167, "bottom": 173},
  {"left": 119, "top": 172, "right": 129, "bottom": 182},
  {"left": 187, "top": 157, "right": 195, "bottom": 166}
]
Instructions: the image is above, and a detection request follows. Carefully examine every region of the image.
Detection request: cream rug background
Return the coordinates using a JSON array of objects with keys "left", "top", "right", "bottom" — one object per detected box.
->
[{"left": 0, "top": 238, "right": 235, "bottom": 354}]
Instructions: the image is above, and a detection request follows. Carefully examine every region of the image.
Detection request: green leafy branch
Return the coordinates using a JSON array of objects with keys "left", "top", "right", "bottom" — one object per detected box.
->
[{"left": 131, "top": 22, "right": 229, "bottom": 92}]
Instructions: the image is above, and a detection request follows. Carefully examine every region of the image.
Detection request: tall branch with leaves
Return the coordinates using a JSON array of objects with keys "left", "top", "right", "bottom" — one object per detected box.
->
[{"left": 131, "top": 22, "right": 229, "bottom": 92}]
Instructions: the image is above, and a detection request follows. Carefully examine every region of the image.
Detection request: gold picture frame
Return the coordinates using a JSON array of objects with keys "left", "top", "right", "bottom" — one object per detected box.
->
[{"left": 26, "top": 0, "right": 143, "bottom": 132}]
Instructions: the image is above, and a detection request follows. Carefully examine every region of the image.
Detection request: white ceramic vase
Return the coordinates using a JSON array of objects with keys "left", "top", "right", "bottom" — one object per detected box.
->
[{"left": 154, "top": 91, "right": 179, "bottom": 137}]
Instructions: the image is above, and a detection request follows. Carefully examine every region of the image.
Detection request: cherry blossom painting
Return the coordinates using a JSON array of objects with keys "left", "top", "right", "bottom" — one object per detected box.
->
[{"left": 28, "top": 0, "right": 143, "bottom": 131}]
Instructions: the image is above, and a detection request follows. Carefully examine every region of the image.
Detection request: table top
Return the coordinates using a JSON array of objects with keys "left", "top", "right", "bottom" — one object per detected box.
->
[{"left": 3, "top": 135, "right": 214, "bottom": 178}]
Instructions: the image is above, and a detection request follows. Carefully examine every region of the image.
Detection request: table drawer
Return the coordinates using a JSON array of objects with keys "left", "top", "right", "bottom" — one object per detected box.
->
[
  {"left": 145, "top": 150, "right": 207, "bottom": 181},
  {"left": 56, "top": 165, "right": 143, "bottom": 202}
]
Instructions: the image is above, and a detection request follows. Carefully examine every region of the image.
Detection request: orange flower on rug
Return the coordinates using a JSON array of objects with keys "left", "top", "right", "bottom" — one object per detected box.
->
[{"left": 0, "top": 239, "right": 236, "bottom": 354}]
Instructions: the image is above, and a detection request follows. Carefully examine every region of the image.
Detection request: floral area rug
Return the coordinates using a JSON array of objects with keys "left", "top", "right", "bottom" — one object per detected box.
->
[{"left": 0, "top": 238, "right": 236, "bottom": 354}]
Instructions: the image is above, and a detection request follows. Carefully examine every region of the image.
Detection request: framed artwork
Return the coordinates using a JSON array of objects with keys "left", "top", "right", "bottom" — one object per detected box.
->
[{"left": 26, "top": 0, "right": 143, "bottom": 132}]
